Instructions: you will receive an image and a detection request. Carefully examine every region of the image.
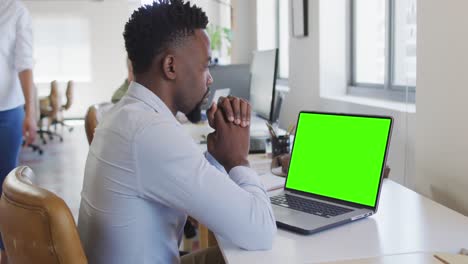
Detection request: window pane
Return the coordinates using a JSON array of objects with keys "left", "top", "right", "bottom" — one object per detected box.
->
[
  {"left": 279, "top": 0, "right": 289, "bottom": 78},
  {"left": 33, "top": 17, "right": 91, "bottom": 83},
  {"left": 354, "top": 0, "right": 386, "bottom": 84},
  {"left": 393, "top": 0, "right": 417, "bottom": 87}
]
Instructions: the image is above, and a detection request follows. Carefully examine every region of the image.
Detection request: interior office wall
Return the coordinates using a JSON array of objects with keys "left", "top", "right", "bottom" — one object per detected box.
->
[
  {"left": 279, "top": 0, "right": 320, "bottom": 127},
  {"left": 279, "top": 0, "right": 415, "bottom": 186},
  {"left": 25, "top": 0, "right": 228, "bottom": 118},
  {"left": 24, "top": 0, "right": 131, "bottom": 118},
  {"left": 416, "top": 0, "right": 468, "bottom": 215},
  {"left": 231, "top": 0, "right": 257, "bottom": 64}
]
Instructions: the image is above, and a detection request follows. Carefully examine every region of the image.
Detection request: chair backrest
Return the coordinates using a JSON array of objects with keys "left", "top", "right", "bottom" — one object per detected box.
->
[
  {"left": 49, "top": 81, "right": 60, "bottom": 120},
  {"left": 63, "top": 81, "right": 74, "bottom": 110},
  {"left": 40, "top": 81, "right": 60, "bottom": 121},
  {"left": 0, "top": 167, "right": 87, "bottom": 264},
  {"left": 84, "top": 105, "right": 98, "bottom": 145},
  {"left": 84, "top": 102, "right": 113, "bottom": 145}
]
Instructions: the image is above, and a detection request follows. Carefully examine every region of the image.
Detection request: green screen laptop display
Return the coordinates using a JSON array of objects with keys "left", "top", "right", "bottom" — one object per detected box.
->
[{"left": 285, "top": 112, "right": 392, "bottom": 208}]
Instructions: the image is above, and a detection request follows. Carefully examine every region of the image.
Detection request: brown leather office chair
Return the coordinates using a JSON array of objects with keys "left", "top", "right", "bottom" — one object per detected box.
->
[
  {"left": 84, "top": 103, "right": 113, "bottom": 144},
  {"left": 0, "top": 166, "right": 87, "bottom": 264},
  {"left": 38, "top": 81, "right": 63, "bottom": 143},
  {"left": 62, "top": 81, "right": 74, "bottom": 111},
  {"left": 54, "top": 81, "right": 74, "bottom": 132}
]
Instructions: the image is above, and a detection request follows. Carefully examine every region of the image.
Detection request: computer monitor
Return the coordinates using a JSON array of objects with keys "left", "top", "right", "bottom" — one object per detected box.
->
[
  {"left": 206, "top": 64, "right": 251, "bottom": 108},
  {"left": 249, "top": 49, "right": 278, "bottom": 122}
]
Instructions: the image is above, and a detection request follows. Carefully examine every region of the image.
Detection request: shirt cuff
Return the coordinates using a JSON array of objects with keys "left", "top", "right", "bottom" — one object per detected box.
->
[
  {"left": 228, "top": 166, "right": 264, "bottom": 188},
  {"left": 204, "top": 151, "right": 227, "bottom": 174}
]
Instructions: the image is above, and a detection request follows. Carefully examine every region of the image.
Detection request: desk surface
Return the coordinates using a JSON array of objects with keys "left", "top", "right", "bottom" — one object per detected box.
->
[
  {"left": 184, "top": 115, "right": 284, "bottom": 144},
  {"left": 183, "top": 118, "right": 468, "bottom": 263},
  {"left": 217, "top": 180, "right": 468, "bottom": 264}
]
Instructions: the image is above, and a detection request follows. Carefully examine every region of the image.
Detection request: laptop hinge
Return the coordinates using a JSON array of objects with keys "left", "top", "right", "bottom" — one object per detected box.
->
[{"left": 283, "top": 190, "right": 370, "bottom": 210}]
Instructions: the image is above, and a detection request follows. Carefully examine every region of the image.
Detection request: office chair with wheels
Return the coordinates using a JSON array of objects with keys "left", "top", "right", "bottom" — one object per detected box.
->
[
  {"left": 22, "top": 141, "right": 43, "bottom": 155},
  {"left": 53, "top": 80, "right": 74, "bottom": 133},
  {"left": 0, "top": 166, "right": 87, "bottom": 264},
  {"left": 84, "top": 102, "right": 113, "bottom": 144},
  {"left": 38, "top": 81, "right": 63, "bottom": 144}
]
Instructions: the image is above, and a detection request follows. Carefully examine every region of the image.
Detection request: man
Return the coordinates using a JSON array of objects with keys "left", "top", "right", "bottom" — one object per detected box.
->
[
  {"left": 0, "top": 0, "right": 37, "bottom": 263},
  {"left": 77, "top": 1, "right": 276, "bottom": 263}
]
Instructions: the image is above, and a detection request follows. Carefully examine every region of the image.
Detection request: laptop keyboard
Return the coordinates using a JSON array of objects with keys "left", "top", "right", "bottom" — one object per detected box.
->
[{"left": 270, "top": 194, "right": 353, "bottom": 218}]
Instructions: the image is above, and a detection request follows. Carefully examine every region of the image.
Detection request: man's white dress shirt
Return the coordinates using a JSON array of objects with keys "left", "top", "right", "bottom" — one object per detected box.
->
[
  {"left": 0, "top": 0, "right": 34, "bottom": 111},
  {"left": 78, "top": 82, "right": 276, "bottom": 264}
]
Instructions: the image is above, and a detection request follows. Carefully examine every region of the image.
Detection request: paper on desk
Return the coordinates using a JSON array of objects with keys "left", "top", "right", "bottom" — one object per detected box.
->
[{"left": 260, "top": 171, "right": 285, "bottom": 191}]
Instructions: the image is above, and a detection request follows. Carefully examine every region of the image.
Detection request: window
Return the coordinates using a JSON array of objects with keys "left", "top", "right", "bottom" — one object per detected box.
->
[
  {"left": 257, "top": 0, "right": 289, "bottom": 79},
  {"left": 33, "top": 17, "right": 91, "bottom": 83},
  {"left": 350, "top": 0, "right": 416, "bottom": 102}
]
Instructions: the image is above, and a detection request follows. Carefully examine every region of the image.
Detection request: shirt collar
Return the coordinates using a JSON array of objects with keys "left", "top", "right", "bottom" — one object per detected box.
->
[{"left": 126, "top": 81, "right": 178, "bottom": 124}]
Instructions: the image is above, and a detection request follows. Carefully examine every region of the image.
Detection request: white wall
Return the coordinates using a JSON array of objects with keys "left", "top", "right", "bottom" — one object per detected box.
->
[
  {"left": 25, "top": 0, "right": 131, "bottom": 118},
  {"left": 319, "top": 0, "right": 346, "bottom": 98},
  {"left": 279, "top": 0, "right": 320, "bottom": 125},
  {"left": 26, "top": 0, "right": 228, "bottom": 118},
  {"left": 416, "top": 0, "right": 468, "bottom": 215},
  {"left": 231, "top": 0, "right": 257, "bottom": 64},
  {"left": 279, "top": 0, "right": 415, "bottom": 186}
]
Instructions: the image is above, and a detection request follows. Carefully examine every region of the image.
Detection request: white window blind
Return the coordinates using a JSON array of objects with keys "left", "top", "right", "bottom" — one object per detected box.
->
[{"left": 33, "top": 17, "right": 91, "bottom": 83}]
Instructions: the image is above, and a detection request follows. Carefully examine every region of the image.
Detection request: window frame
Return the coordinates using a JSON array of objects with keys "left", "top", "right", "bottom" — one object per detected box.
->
[{"left": 348, "top": 0, "right": 415, "bottom": 103}]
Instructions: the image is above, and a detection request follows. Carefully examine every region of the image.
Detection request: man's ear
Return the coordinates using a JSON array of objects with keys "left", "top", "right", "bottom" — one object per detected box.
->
[{"left": 162, "top": 54, "right": 176, "bottom": 80}]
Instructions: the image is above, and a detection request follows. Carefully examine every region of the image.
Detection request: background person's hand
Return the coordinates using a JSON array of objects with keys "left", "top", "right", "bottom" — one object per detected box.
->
[
  {"left": 207, "top": 109, "right": 250, "bottom": 172},
  {"left": 23, "top": 115, "right": 37, "bottom": 146}
]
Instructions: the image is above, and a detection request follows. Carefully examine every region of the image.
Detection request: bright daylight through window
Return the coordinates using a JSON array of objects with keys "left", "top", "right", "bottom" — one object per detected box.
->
[{"left": 350, "top": 0, "right": 416, "bottom": 102}]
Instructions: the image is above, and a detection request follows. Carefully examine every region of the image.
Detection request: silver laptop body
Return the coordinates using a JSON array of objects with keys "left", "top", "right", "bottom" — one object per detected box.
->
[{"left": 271, "top": 111, "right": 393, "bottom": 234}]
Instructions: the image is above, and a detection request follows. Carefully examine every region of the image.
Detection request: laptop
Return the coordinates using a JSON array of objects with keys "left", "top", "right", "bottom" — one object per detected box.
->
[{"left": 270, "top": 111, "right": 393, "bottom": 234}]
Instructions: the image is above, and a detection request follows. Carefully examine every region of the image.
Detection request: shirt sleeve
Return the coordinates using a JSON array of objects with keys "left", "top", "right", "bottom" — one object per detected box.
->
[
  {"left": 134, "top": 120, "right": 276, "bottom": 250},
  {"left": 15, "top": 6, "right": 34, "bottom": 72},
  {"left": 204, "top": 151, "right": 227, "bottom": 174}
]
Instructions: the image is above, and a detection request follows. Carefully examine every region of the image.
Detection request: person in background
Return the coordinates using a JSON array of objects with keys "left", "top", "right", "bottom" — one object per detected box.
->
[
  {"left": 77, "top": 1, "right": 276, "bottom": 263},
  {"left": 111, "top": 58, "right": 134, "bottom": 103},
  {"left": 0, "top": 0, "right": 37, "bottom": 263},
  {"left": 63, "top": 80, "right": 74, "bottom": 110}
]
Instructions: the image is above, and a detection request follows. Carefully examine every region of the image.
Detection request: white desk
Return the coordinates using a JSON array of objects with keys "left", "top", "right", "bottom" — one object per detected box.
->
[
  {"left": 184, "top": 115, "right": 279, "bottom": 142},
  {"left": 217, "top": 180, "right": 468, "bottom": 263},
  {"left": 183, "top": 118, "right": 468, "bottom": 263}
]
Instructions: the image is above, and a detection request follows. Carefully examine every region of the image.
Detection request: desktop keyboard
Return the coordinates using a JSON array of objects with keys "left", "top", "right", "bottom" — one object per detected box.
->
[
  {"left": 270, "top": 194, "right": 353, "bottom": 218},
  {"left": 249, "top": 136, "right": 267, "bottom": 153}
]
